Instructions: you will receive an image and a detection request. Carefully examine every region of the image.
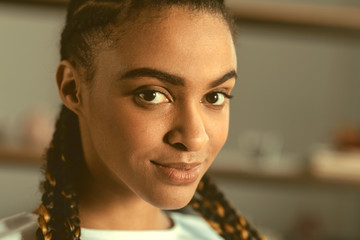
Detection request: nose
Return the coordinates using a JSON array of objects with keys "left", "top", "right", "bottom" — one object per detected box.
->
[{"left": 165, "top": 104, "right": 209, "bottom": 152}]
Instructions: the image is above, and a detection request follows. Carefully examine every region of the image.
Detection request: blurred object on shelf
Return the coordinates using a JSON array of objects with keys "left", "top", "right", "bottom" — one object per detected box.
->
[
  {"left": 0, "top": 107, "right": 57, "bottom": 164},
  {"left": 18, "top": 109, "right": 54, "bottom": 153},
  {"left": 237, "top": 130, "right": 284, "bottom": 165},
  {"left": 310, "top": 145, "right": 360, "bottom": 181},
  {"left": 0, "top": 122, "right": 6, "bottom": 144},
  {"left": 286, "top": 213, "right": 324, "bottom": 240},
  {"left": 215, "top": 131, "right": 304, "bottom": 176},
  {"left": 334, "top": 125, "right": 360, "bottom": 152},
  {"left": 0, "top": 145, "right": 42, "bottom": 164},
  {"left": 310, "top": 124, "right": 360, "bottom": 181}
]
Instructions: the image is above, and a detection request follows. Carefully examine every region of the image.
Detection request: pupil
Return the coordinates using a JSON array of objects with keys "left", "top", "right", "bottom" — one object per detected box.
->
[
  {"left": 207, "top": 93, "right": 218, "bottom": 103},
  {"left": 143, "top": 91, "right": 156, "bottom": 101}
]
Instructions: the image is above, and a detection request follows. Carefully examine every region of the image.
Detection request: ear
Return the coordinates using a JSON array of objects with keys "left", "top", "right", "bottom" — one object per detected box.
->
[{"left": 56, "top": 60, "right": 83, "bottom": 115}]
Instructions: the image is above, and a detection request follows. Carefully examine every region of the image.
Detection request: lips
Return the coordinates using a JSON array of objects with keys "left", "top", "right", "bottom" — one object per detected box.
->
[
  {"left": 151, "top": 161, "right": 201, "bottom": 170},
  {"left": 151, "top": 160, "right": 201, "bottom": 185}
]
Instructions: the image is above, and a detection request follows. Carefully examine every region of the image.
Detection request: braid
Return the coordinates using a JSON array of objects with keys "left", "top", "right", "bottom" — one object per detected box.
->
[
  {"left": 36, "top": 105, "right": 83, "bottom": 240},
  {"left": 189, "top": 174, "right": 265, "bottom": 240}
]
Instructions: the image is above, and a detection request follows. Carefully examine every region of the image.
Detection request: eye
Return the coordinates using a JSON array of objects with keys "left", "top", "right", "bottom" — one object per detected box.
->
[
  {"left": 138, "top": 90, "right": 169, "bottom": 104},
  {"left": 204, "top": 92, "right": 231, "bottom": 106},
  {"left": 205, "top": 92, "right": 224, "bottom": 105}
]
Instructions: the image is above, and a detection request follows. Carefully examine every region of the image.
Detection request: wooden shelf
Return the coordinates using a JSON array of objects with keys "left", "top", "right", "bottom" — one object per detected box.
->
[
  {"left": 227, "top": 1, "right": 360, "bottom": 30},
  {"left": 0, "top": 146, "right": 43, "bottom": 165},
  {"left": 1, "top": 0, "right": 67, "bottom": 5},
  {"left": 3, "top": 0, "right": 360, "bottom": 30},
  {"left": 209, "top": 168, "right": 360, "bottom": 189},
  {"left": 1, "top": 145, "right": 360, "bottom": 189}
]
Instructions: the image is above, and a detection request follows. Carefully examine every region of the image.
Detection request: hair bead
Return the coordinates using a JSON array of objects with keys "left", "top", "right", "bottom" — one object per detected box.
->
[
  {"left": 44, "top": 232, "right": 53, "bottom": 240},
  {"left": 241, "top": 229, "right": 249, "bottom": 239},
  {"left": 45, "top": 172, "right": 56, "bottom": 187},
  {"left": 216, "top": 202, "right": 225, "bottom": 217},
  {"left": 38, "top": 204, "right": 50, "bottom": 223},
  {"left": 207, "top": 220, "right": 223, "bottom": 234},
  {"left": 239, "top": 215, "right": 247, "bottom": 227}
]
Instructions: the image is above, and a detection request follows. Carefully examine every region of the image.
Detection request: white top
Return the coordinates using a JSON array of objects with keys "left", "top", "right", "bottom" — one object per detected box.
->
[{"left": 0, "top": 212, "right": 223, "bottom": 240}]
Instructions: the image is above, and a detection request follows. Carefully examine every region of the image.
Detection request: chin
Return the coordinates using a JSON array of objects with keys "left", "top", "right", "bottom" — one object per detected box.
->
[
  {"left": 141, "top": 185, "right": 197, "bottom": 210},
  {"left": 160, "top": 197, "right": 193, "bottom": 210},
  {"left": 156, "top": 199, "right": 192, "bottom": 210}
]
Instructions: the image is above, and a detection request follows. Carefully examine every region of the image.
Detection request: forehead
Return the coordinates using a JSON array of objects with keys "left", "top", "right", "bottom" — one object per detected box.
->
[{"left": 94, "top": 7, "right": 236, "bottom": 84}]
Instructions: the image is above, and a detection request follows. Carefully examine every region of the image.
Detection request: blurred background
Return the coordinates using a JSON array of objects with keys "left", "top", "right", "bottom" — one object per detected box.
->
[{"left": 0, "top": 0, "right": 359, "bottom": 239}]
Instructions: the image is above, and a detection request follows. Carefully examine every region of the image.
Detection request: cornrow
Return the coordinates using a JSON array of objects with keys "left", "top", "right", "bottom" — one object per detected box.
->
[
  {"left": 60, "top": 1, "right": 125, "bottom": 82},
  {"left": 36, "top": 0, "right": 261, "bottom": 239},
  {"left": 60, "top": 0, "right": 235, "bottom": 81},
  {"left": 190, "top": 174, "right": 265, "bottom": 240}
]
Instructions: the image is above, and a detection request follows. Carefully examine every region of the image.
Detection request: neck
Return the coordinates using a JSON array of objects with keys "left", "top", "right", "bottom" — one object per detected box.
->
[{"left": 77, "top": 179, "right": 172, "bottom": 231}]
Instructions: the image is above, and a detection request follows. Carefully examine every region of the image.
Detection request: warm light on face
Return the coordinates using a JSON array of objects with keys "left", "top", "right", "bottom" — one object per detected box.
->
[{"left": 77, "top": 7, "right": 237, "bottom": 209}]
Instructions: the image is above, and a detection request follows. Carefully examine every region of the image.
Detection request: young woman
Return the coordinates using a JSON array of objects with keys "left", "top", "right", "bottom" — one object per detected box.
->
[{"left": 0, "top": 0, "right": 264, "bottom": 239}]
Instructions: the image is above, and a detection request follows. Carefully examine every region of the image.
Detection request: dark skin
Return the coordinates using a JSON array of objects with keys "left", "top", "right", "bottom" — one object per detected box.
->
[{"left": 56, "top": 7, "right": 237, "bottom": 231}]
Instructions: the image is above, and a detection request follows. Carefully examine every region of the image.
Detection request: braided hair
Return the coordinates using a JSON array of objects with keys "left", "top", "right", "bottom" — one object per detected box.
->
[{"left": 36, "top": 1, "right": 265, "bottom": 239}]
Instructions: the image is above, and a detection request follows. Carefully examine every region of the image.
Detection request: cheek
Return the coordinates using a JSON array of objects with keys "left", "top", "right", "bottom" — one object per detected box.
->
[
  {"left": 207, "top": 110, "right": 229, "bottom": 157},
  {"left": 90, "top": 98, "right": 169, "bottom": 161},
  {"left": 85, "top": 97, "right": 170, "bottom": 191}
]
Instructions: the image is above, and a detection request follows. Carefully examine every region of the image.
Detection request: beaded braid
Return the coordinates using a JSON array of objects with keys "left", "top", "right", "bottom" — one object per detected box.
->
[
  {"left": 36, "top": 0, "right": 262, "bottom": 239},
  {"left": 190, "top": 174, "right": 265, "bottom": 240},
  {"left": 36, "top": 105, "right": 83, "bottom": 240}
]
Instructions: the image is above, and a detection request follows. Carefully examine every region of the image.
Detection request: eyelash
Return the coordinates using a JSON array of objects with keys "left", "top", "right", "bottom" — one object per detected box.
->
[
  {"left": 202, "top": 91, "right": 233, "bottom": 108},
  {"left": 134, "top": 87, "right": 233, "bottom": 108},
  {"left": 207, "top": 91, "right": 233, "bottom": 100},
  {"left": 134, "top": 87, "right": 171, "bottom": 105}
]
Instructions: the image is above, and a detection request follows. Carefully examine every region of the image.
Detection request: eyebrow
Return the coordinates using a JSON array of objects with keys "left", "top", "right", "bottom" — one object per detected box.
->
[
  {"left": 119, "top": 67, "right": 237, "bottom": 87},
  {"left": 209, "top": 70, "right": 237, "bottom": 88}
]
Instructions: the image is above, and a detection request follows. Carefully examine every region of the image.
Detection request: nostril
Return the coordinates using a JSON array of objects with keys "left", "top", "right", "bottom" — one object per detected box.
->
[
  {"left": 173, "top": 142, "right": 187, "bottom": 151},
  {"left": 164, "top": 132, "right": 188, "bottom": 151},
  {"left": 164, "top": 124, "right": 208, "bottom": 152}
]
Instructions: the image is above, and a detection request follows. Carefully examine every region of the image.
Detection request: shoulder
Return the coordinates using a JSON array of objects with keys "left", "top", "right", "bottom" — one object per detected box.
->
[
  {"left": 0, "top": 212, "right": 37, "bottom": 240},
  {"left": 169, "top": 212, "right": 224, "bottom": 240}
]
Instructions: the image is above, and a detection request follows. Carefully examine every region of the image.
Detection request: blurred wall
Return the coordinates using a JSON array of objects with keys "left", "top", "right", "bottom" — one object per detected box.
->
[
  {"left": 0, "top": 1, "right": 64, "bottom": 218},
  {"left": 0, "top": 3, "right": 64, "bottom": 145},
  {"left": 224, "top": 22, "right": 360, "bottom": 155},
  {"left": 0, "top": 2, "right": 359, "bottom": 156},
  {"left": 215, "top": 177, "right": 360, "bottom": 240},
  {"left": 0, "top": 2, "right": 359, "bottom": 239},
  {"left": 0, "top": 164, "right": 41, "bottom": 218}
]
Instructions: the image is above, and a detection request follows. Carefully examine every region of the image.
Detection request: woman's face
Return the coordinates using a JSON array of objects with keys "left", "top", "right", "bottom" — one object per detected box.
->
[{"left": 78, "top": 7, "right": 237, "bottom": 209}]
